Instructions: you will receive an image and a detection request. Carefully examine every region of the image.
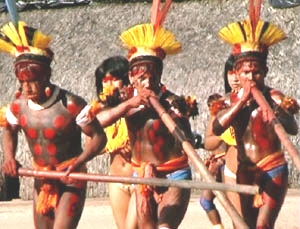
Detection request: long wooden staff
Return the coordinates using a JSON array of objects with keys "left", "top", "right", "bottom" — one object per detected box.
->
[
  {"left": 18, "top": 168, "right": 258, "bottom": 194},
  {"left": 251, "top": 87, "right": 300, "bottom": 171},
  {"left": 149, "top": 96, "right": 249, "bottom": 229}
]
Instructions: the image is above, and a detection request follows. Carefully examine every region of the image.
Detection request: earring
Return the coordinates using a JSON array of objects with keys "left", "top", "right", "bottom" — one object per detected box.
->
[
  {"left": 45, "top": 87, "right": 51, "bottom": 97},
  {"left": 15, "top": 88, "right": 22, "bottom": 98}
]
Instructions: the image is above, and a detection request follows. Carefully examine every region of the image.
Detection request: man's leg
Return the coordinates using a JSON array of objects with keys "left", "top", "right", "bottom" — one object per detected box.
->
[
  {"left": 256, "top": 165, "right": 288, "bottom": 228},
  {"left": 53, "top": 185, "right": 86, "bottom": 229},
  {"left": 135, "top": 187, "right": 157, "bottom": 229},
  {"left": 200, "top": 190, "right": 223, "bottom": 227},
  {"left": 157, "top": 186, "right": 191, "bottom": 229},
  {"left": 33, "top": 189, "right": 54, "bottom": 229}
]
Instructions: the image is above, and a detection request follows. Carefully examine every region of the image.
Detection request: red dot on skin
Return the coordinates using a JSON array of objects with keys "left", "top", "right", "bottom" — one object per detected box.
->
[
  {"left": 34, "top": 144, "right": 42, "bottom": 156},
  {"left": 153, "top": 120, "right": 161, "bottom": 131},
  {"left": 49, "top": 157, "right": 59, "bottom": 165},
  {"left": 27, "top": 128, "right": 37, "bottom": 139},
  {"left": 35, "top": 158, "right": 46, "bottom": 167},
  {"left": 10, "top": 103, "right": 20, "bottom": 115},
  {"left": 148, "top": 129, "right": 156, "bottom": 143},
  {"left": 67, "top": 195, "right": 81, "bottom": 217},
  {"left": 47, "top": 143, "right": 57, "bottom": 156},
  {"left": 44, "top": 128, "right": 56, "bottom": 139},
  {"left": 153, "top": 144, "right": 161, "bottom": 155},
  {"left": 53, "top": 115, "right": 65, "bottom": 129},
  {"left": 156, "top": 136, "right": 163, "bottom": 146},
  {"left": 20, "top": 115, "right": 28, "bottom": 127},
  {"left": 135, "top": 142, "right": 141, "bottom": 154},
  {"left": 67, "top": 102, "right": 79, "bottom": 114}
]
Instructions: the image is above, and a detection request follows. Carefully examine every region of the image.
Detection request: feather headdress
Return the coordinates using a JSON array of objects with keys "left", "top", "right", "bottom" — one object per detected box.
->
[
  {"left": 0, "top": 0, "right": 53, "bottom": 65},
  {"left": 218, "top": 0, "right": 286, "bottom": 62},
  {"left": 119, "top": 0, "right": 181, "bottom": 61}
]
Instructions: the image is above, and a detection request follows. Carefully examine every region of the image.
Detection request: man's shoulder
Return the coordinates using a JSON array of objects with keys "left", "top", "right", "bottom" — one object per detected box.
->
[
  {"left": 268, "top": 88, "right": 299, "bottom": 115},
  {"left": 59, "top": 88, "right": 87, "bottom": 105},
  {"left": 269, "top": 88, "right": 285, "bottom": 103},
  {"left": 58, "top": 88, "right": 88, "bottom": 113}
]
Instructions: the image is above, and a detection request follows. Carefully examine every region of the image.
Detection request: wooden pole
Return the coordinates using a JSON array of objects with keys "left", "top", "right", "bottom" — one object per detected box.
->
[
  {"left": 251, "top": 87, "right": 300, "bottom": 171},
  {"left": 18, "top": 168, "right": 259, "bottom": 195},
  {"left": 149, "top": 96, "right": 249, "bottom": 229}
]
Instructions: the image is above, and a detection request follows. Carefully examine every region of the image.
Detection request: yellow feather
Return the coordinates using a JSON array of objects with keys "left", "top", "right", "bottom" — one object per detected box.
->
[
  {"left": 219, "top": 25, "right": 236, "bottom": 45},
  {"left": 32, "top": 30, "right": 52, "bottom": 49},
  {"left": 136, "top": 25, "right": 144, "bottom": 46},
  {"left": 219, "top": 22, "right": 248, "bottom": 45},
  {"left": 219, "top": 19, "right": 286, "bottom": 49},
  {"left": 1, "top": 22, "right": 22, "bottom": 46},
  {"left": 154, "top": 27, "right": 180, "bottom": 54},
  {"left": 145, "top": 24, "right": 154, "bottom": 47},
  {"left": 158, "top": 30, "right": 170, "bottom": 49},
  {"left": 260, "top": 23, "right": 286, "bottom": 46},
  {"left": 0, "top": 39, "right": 16, "bottom": 55},
  {"left": 127, "top": 27, "right": 138, "bottom": 47},
  {"left": 120, "top": 23, "right": 180, "bottom": 56},
  {"left": 142, "top": 24, "right": 151, "bottom": 48},
  {"left": 254, "top": 20, "right": 264, "bottom": 40},
  {"left": 18, "top": 21, "right": 29, "bottom": 47},
  {"left": 161, "top": 31, "right": 174, "bottom": 46}
]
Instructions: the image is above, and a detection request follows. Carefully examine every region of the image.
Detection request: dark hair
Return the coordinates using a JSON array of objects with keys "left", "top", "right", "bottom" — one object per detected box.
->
[
  {"left": 207, "top": 93, "right": 222, "bottom": 108},
  {"left": 223, "top": 54, "right": 235, "bottom": 93},
  {"left": 95, "top": 56, "right": 129, "bottom": 95}
]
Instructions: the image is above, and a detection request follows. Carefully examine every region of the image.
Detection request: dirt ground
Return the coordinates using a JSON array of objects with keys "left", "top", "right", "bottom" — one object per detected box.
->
[{"left": 0, "top": 189, "right": 299, "bottom": 229}]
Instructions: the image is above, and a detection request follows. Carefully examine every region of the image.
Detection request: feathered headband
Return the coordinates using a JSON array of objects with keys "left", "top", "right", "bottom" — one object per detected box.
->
[
  {"left": 0, "top": 1, "right": 53, "bottom": 65},
  {"left": 218, "top": 0, "right": 286, "bottom": 63},
  {"left": 119, "top": 0, "right": 181, "bottom": 62}
]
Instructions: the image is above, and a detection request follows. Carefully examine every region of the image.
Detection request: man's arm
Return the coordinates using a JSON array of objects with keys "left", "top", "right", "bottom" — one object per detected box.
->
[
  {"left": 2, "top": 125, "right": 19, "bottom": 177},
  {"left": 213, "top": 85, "right": 252, "bottom": 136},
  {"left": 204, "top": 115, "right": 223, "bottom": 150},
  {"left": 97, "top": 88, "right": 154, "bottom": 128},
  {"left": 212, "top": 98, "right": 247, "bottom": 136},
  {"left": 271, "top": 91, "right": 299, "bottom": 135},
  {"left": 66, "top": 118, "right": 107, "bottom": 175}
]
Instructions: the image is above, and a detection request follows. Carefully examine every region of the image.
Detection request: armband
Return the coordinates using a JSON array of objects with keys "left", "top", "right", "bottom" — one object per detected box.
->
[
  {"left": 212, "top": 118, "right": 226, "bottom": 136},
  {"left": 280, "top": 96, "right": 299, "bottom": 114}
]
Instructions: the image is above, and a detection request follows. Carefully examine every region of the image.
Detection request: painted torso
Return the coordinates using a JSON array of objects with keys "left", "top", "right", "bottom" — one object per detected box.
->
[
  {"left": 232, "top": 88, "right": 281, "bottom": 163},
  {"left": 10, "top": 87, "right": 86, "bottom": 167},
  {"left": 126, "top": 93, "right": 192, "bottom": 165}
]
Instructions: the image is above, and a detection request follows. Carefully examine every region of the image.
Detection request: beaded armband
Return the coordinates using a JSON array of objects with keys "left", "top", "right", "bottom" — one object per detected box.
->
[{"left": 280, "top": 96, "right": 299, "bottom": 114}]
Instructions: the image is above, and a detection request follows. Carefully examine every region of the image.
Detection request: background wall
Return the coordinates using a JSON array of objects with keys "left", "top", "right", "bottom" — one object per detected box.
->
[{"left": 0, "top": 0, "right": 299, "bottom": 200}]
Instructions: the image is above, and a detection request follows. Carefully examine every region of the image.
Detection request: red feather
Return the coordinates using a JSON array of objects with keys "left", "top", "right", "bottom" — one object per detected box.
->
[
  {"left": 151, "top": 0, "right": 172, "bottom": 31},
  {"left": 249, "top": 0, "right": 262, "bottom": 40}
]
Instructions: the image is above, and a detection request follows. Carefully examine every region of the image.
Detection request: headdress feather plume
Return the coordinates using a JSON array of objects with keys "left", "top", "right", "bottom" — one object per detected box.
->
[
  {"left": 249, "top": 0, "right": 262, "bottom": 41},
  {"left": 218, "top": 0, "right": 286, "bottom": 57},
  {"left": 151, "top": 0, "right": 172, "bottom": 32},
  {"left": 120, "top": 0, "right": 181, "bottom": 61},
  {"left": 0, "top": 1, "right": 52, "bottom": 62}
]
